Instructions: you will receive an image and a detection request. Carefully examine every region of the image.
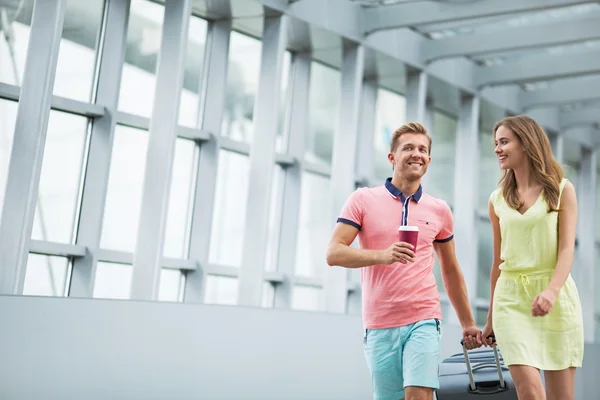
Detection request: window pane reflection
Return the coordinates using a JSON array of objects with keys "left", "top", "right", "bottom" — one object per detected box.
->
[
  {"left": 478, "top": 129, "right": 501, "bottom": 212},
  {"left": 306, "top": 62, "right": 340, "bottom": 166},
  {"left": 118, "top": 0, "right": 165, "bottom": 117},
  {"left": 209, "top": 151, "right": 249, "bottom": 266},
  {"left": 100, "top": 125, "right": 149, "bottom": 252},
  {"left": 292, "top": 285, "right": 323, "bottom": 311},
  {"left": 0, "top": 99, "right": 18, "bottom": 219},
  {"left": 23, "top": 253, "right": 69, "bottom": 297},
  {"left": 163, "top": 139, "right": 197, "bottom": 258},
  {"left": 374, "top": 89, "right": 406, "bottom": 182},
  {"left": 427, "top": 111, "right": 456, "bottom": 203},
  {"left": 221, "top": 32, "right": 261, "bottom": 143},
  {"left": 295, "top": 172, "right": 330, "bottom": 278},
  {"left": 53, "top": 0, "right": 104, "bottom": 101},
  {"left": 477, "top": 219, "right": 493, "bottom": 299},
  {"left": 32, "top": 111, "right": 88, "bottom": 244},
  {"left": 158, "top": 268, "right": 184, "bottom": 302},
  {"left": 93, "top": 262, "right": 132, "bottom": 299},
  {"left": 205, "top": 275, "right": 237, "bottom": 305},
  {"left": 178, "top": 15, "right": 207, "bottom": 128},
  {"left": 0, "top": 0, "right": 34, "bottom": 86}
]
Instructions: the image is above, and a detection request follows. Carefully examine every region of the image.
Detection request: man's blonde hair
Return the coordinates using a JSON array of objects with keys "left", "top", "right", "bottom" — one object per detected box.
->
[{"left": 389, "top": 122, "right": 432, "bottom": 154}]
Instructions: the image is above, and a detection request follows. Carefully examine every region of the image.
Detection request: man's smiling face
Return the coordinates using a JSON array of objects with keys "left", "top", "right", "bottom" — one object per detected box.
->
[{"left": 388, "top": 132, "right": 431, "bottom": 181}]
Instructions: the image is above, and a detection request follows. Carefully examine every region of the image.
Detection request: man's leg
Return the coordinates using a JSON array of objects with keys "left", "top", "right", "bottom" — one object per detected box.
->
[
  {"left": 402, "top": 319, "right": 441, "bottom": 400},
  {"left": 363, "top": 327, "right": 406, "bottom": 400}
]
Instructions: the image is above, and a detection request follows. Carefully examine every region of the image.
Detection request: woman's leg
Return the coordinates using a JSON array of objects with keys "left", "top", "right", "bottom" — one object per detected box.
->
[
  {"left": 544, "top": 368, "right": 577, "bottom": 400},
  {"left": 509, "top": 365, "right": 546, "bottom": 400}
]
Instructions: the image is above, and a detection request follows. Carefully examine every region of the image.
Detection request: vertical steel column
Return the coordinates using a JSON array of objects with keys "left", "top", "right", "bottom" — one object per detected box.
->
[
  {"left": 405, "top": 68, "right": 428, "bottom": 123},
  {"left": 0, "top": 0, "right": 67, "bottom": 294},
  {"left": 273, "top": 53, "right": 311, "bottom": 309},
  {"left": 576, "top": 146, "right": 596, "bottom": 342},
  {"left": 449, "top": 92, "right": 480, "bottom": 325},
  {"left": 130, "top": 0, "right": 192, "bottom": 300},
  {"left": 238, "top": 11, "right": 288, "bottom": 307},
  {"left": 70, "top": 0, "right": 131, "bottom": 297},
  {"left": 183, "top": 20, "right": 232, "bottom": 303},
  {"left": 325, "top": 40, "right": 364, "bottom": 313}
]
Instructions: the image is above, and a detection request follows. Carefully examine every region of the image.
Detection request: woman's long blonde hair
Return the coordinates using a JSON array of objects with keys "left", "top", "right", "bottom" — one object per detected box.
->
[{"left": 494, "top": 115, "right": 563, "bottom": 213}]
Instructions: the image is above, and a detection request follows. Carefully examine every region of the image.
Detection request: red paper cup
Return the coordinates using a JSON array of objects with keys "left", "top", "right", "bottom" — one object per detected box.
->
[{"left": 398, "top": 226, "right": 419, "bottom": 252}]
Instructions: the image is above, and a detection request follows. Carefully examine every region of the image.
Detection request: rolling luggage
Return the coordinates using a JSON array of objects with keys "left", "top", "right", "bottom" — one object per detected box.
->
[{"left": 437, "top": 339, "right": 517, "bottom": 399}]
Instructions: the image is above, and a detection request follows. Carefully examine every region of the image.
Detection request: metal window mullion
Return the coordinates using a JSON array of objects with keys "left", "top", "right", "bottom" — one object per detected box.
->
[
  {"left": 130, "top": 0, "right": 192, "bottom": 301},
  {"left": 448, "top": 92, "right": 480, "bottom": 325},
  {"left": 183, "top": 20, "right": 232, "bottom": 303},
  {"left": 324, "top": 40, "right": 365, "bottom": 313},
  {"left": 69, "top": 0, "right": 131, "bottom": 298},
  {"left": 238, "top": 12, "right": 288, "bottom": 307},
  {"left": 576, "top": 146, "right": 596, "bottom": 342},
  {"left": 273, "top": 53, "right": 311, "bottom": 309},
  {"left": 0, "top": 0, "right": 67, "bottom": 295},
  {"left": 405, "top": 68, "right": 428, "bottom": 123}
]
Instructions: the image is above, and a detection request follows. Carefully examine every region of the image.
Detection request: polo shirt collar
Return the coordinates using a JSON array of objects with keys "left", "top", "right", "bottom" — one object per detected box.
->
[{"left": 385, "top": 177, "right": 423, "bottom": 203}]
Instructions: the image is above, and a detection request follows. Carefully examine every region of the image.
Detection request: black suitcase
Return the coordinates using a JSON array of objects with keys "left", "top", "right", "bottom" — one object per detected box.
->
[{"left": 437, "top": 341, "right": 517, "bottom": 399}]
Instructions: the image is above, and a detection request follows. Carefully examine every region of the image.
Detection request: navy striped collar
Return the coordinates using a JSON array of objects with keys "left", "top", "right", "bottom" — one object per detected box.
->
[{"left": 385, "top": 178, "right": 423, "bottom": 203}]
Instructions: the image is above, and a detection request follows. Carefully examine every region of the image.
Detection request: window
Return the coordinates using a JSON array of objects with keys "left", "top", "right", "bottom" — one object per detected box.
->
[
  {"left": 292, "top": 285, "right": 323, "bottom": 311},
  {"left": 306, "top": 62, "right": 340, "bottom": 166},
  {"left": 477, "top": 219, "right": 493, "bottom": 300},
  {"left": 93, "top": 262, "right": 132, "bottom": 299},
  {"left": 118, "top": 0, "right": 165, "bottom": 117},
  {"left": 209, "top": 151, "right": 250, "bottom": 266},
  {"left": 295, "top": 172, "right": 330, "bottom": 278},
  {"left": 427, "top": 111, "right": 457, "bottom": 203},
  {"left": 276, "top": 51, "right": 292, "bottom": 153},
  {"left": 53, "top": 0, "right": 104, "bottom": 102},
  {"left": 264, "top": 165, "right": 284, "bottom": 272},
  {"left": 374, "top": 89, "right": 406, "bottom": 182},
  {"left": 178, "top": 15, "right": 207, "bottom": 128},
  {"left": 100, "top": 125, "right": 149, "bottom": 252},
  {"left": 158, "top": 269, "right": 184, "bottom": 302},
  {"left": 204, "top": 275, "right": 237, "bottom": 305},
  {"left": 221, "top": 32, "right": 261, "bottom": 143},
  {"left": 23, "top": 254, "right": 70, "bottom": 297},
  {"left": 32, "top": 111, "right": 88, "bottom": 244},
  {"left": 478, "top": 128, "right": 501, "bottom": 213},
  {"left": 0, "top": 99, "right": 18, "bottom": 218},
  {"left": 163, "top": 139, "right": 197, "bottom": 258},
  {"left": 0, "top": 0, "right": 34, "bottom": 86}
]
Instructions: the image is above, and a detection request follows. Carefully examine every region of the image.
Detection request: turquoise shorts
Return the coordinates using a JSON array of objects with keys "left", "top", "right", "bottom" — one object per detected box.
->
[{"left": 363, "top": 318, "right": 442, "bottom": 400}]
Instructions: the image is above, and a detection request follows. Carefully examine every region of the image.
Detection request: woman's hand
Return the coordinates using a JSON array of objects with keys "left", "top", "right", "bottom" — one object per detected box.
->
[
  {"left": 482, "top": 322, "right": 495, "bottom": 347},
  {"left": 532, "top": 288, "right": 557, "bottom": 317}
]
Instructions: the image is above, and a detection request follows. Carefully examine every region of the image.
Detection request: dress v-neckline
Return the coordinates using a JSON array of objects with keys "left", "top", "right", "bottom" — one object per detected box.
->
[{"left": 515, "top": 190, "right": 543, "bottom": 216}]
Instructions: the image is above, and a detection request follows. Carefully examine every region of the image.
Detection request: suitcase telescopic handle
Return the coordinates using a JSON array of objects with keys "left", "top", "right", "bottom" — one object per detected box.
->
[{"left": 460, "top": 336, "right": 505, "bottom": 392}]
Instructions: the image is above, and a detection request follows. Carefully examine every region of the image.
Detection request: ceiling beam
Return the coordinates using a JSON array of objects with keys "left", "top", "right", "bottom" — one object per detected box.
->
[
  {"left": 475, "top": 51, "right": 600, "bottom": 88},
  {"left": 560, "top": 106, "right": 600, "bottom": 129},
  {"left": 520, "top": 76, "right": 600, "bottom": 109},
  {"left": 361, "top": 0, "right": 594, "bottom": 34},
  {"left": 423, "top": 17, "right": 600, "bottom": 63}
]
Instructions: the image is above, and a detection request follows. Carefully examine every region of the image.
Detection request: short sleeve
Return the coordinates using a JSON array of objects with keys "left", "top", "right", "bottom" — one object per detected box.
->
[
  {"left": 337, "top": 189, "right": 364, "bottom": 230},
  {"left": 434, "top": 202, "right": 454, "bottom": 243}
]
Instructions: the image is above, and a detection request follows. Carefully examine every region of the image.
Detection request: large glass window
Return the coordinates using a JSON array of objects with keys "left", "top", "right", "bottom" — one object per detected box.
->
[
  {"left": 0, "top": 99, "right": 18, "bottom": 219},
  {"left": 23, "top": 254, "right": 70, "bottom": 297},
  {"left": 264, "top": 165, "right": 284, "bottom": 272},
  {"left": 93, "top": 262, "right": 132, "bottom": 299},
  {"left": 178, "top": 15, "right": 207, "bottom": 128},
  {"left": 291, "top": 285, "right": 323, "bottom": 311},
  {"left": 118, "top": 0, "right": 165, "bottom": 117},
  {"left": 295, "top": 172, "right": 330, "bottom": 278},
  {"left": 427, "top": 111, "right": 456, "bottom": 203},
  {"left": 209, "top": 151, "right": 250, "bottom": 267},
  {"left": 0, "top": 0, "right": 34, "bottom": 86},
  {"left": 595, "top": 168, "right": 600, "bottom": 241},
  {"left": 478, "top": 128, "right": 502, "bottom": 212},
  {"left": 306, "top": 62, "right": 340, "bottom": 166},
  {"left": 476, "top": 219, "right": 494, "bottom": 300},
  {"left": 204, "top": 275, "right": 237, "bottom": 305},
  {"left": 31, "top": 111, "right": 88, "bottom": 244},
  {"left": 374, "top": 89, "right": 406, "bottom": 182},
  {"left": 221, "top": 32, "right": 261, "bottom": 143},
  {"left": 163, "top": 139, "right": 197, "bottom": 259},
  {"left": 53, "top": 0, "right": 104, "bottom": 102},
  {"left": 158, "top": 269, "right": 184, "bottom": 302},
  {"left": 100, "top": 125, "right": 149, "bottom": 252}
]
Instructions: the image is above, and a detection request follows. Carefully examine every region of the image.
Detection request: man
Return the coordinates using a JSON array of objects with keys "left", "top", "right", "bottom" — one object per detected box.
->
[{"left": 326, "top": 122, "right": 481, "bottom": 400}]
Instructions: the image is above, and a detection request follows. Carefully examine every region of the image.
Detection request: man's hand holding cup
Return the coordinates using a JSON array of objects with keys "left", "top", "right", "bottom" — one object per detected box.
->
[{"left": 380, "top": 242, "right": 415, "bottom": 264}]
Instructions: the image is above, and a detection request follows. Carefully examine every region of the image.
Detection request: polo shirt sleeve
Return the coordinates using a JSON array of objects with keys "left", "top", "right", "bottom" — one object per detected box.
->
[
  {"left": 434, "top": 202, "right": 454, "bottom": 243},
  {"left": 337, "top": 189, "right": 363, "bottom": 231}
]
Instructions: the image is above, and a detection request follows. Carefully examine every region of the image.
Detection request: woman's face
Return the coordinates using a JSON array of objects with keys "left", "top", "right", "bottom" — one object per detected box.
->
[{"left": 494, "top": 125, "right": 527, "bottom": 170}]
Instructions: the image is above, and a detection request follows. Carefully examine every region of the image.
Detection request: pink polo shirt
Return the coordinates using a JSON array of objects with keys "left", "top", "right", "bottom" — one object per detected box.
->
[{"left": 337, "top": 178, "right": 454, "bottom": 329}]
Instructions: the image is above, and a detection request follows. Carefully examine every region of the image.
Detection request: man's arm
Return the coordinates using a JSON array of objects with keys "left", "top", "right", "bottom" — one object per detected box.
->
[
  {"left": 434, "top": 239, "right": 476, "bottom": 329},
  {"left": 326, "top": 222, "right": 414, "bottom": 268}
]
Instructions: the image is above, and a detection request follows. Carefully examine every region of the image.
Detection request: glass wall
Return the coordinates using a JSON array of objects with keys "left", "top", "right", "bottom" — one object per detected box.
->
[
  {"left": 373, "top": 89, "right": 406, "bottom": 183},
  {"left": 427, "top": 111, "right": 457, "bottom": 203}
]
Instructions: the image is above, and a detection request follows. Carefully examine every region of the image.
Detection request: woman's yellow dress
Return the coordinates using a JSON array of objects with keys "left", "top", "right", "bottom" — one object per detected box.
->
[{"left": 490, "top": 178, "right": 584, "bottom": 370}]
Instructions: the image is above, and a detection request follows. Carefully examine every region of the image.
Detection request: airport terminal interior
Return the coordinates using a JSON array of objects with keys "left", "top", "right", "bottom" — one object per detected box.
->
[{"left": 0, "top": 0, "right": 598, "bottom": 398}]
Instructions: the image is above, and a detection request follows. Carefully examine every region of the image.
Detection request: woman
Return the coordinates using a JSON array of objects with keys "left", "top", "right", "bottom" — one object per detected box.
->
[{"left": 482, "top": 115, "right": 584, "bottom": 400}]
